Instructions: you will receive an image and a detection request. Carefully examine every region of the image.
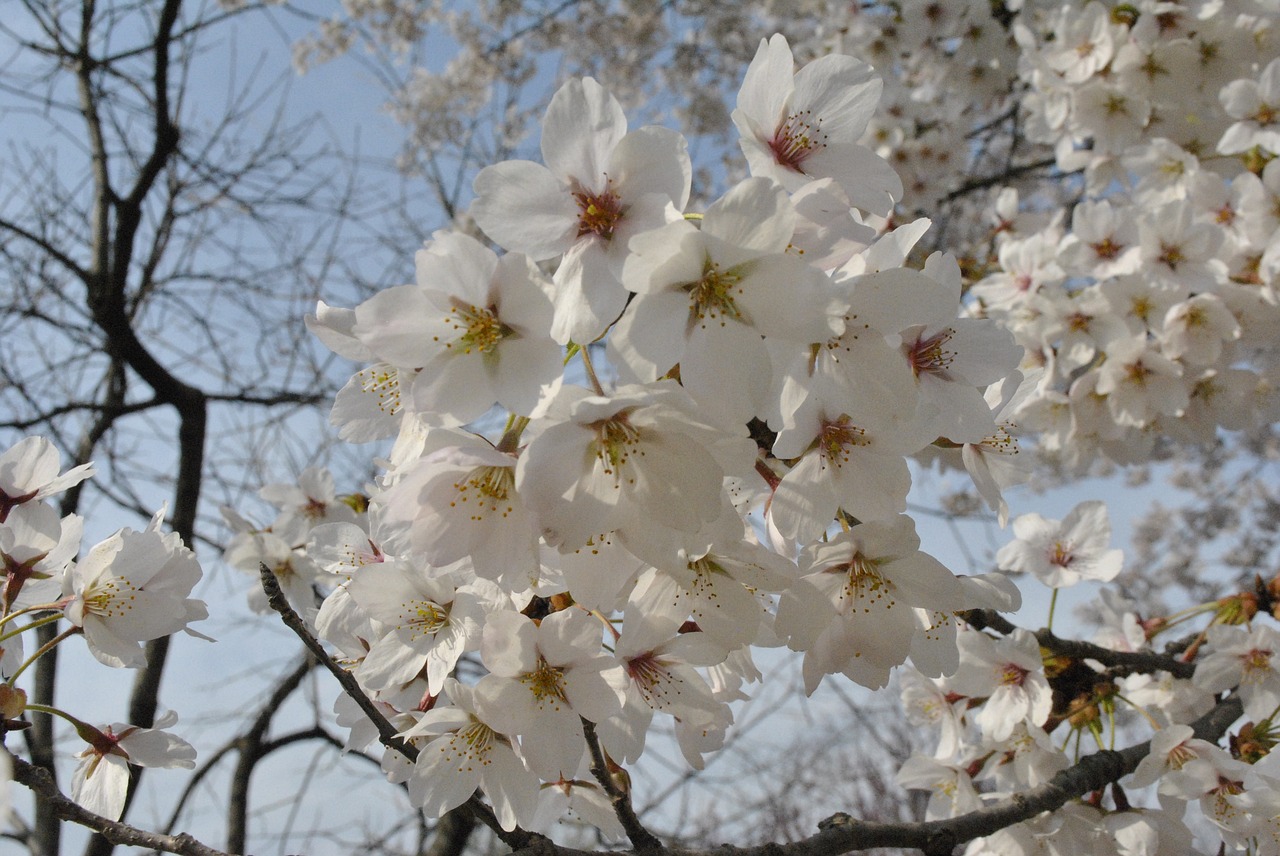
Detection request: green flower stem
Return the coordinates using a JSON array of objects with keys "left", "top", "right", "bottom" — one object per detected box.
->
[
  {"left": 8, "top": 626, "right": 80, "bottom": 685},
  {"left": 0, "top": 612, "right": 62, "bottom": 646}
]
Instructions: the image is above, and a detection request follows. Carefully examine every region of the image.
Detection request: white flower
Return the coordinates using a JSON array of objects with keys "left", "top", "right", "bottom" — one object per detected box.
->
[
  {"left": 900, "top": 254, "right": 1024, "bottom": 445},
  {"left": 224, "top": 529, "right": 321, "bottom": 616},
  {"left": 732, "top": 34, "right": 900, "bottom": 214},
  {"left": 375, "top": 430, "right": 539, "bottom": 589},
  {"left": 0, "top": 437, "right": 94, "bottom": 522},
  {"left": 1160, "top": 293, "right": 1241, "bottom": 366},
  {"left": 960, "top": 372, "right": 1037, "bottom": 527},
  {"left": 600, "top": 614, "right": 730, "bottom": 765},
  {"left": 767, "top": 405, "right": 912, "bottom": 544},
  {"left": 996, "top": 500, "right": 1123, "bottom": 588},
  {"left": 329, "top": 363, "right": 407, "bottom": 442},
  {"left": 1194, "top": 624, "right": 1280, "bottom": 723},
  {"left": 0, "top": 501, "right": 81, "bottom": 613},
  {"left": 1042, "top": 1, "right": 1115, "bottom": 84},
  {"left": 1058, "top": 199, "right": 1141, "bottom": 279},
  {"left": 475, "top": 609, "right": 627, "bottom": 780},
  {"left": 258, "top": 466, "right": 358, "bottom": 546},
  {"left": 64, "top": 526, "right": 206, "bottom": 668},
  {"left": 897, "top": 754, "right": 981, "bottom": 821},
  {"left": 516, "top": 382, "right": 754, "bottom": 555},
  {"left": 1095, "top": 335, "right": 1188, "bottom": 428},
  {"left": 775, "top": 517, "right": 964, "bottom": 693},
  {"left": 70, "top": 711, "right": 195, "bottom": 821},
  {"left": 471, "top": 77, "right": 690, "bottom": 344},
  {"left": 346, "top": 564, "right": 487, "bottom": 695},
  {"left": 610, "top": 176, "right": 843, "bottom": 424},
  {"left": 352, "top": 231, "right": 562, "bottom": 423},
  {"left": 627, "top": 514, "right": 795, "bottom": 650},
  {"left": 531, "top": 768, "right": 625, "bottom": 839},
  {"left": 899, "top": 667, "right": 964, "bottom": 760},
  {"left": 1219, "top": 57, "right": 1280, "bottom": 155},
  {"left": 951, "top": 629, "right": 1051, "bottom": 743},
  {"left": 403, "top": 678, "right": 539, "bottom": 832}
]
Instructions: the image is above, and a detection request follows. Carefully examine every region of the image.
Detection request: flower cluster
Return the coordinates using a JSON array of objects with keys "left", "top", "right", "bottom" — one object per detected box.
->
[
  {"left": 968, "top": 5, "right": 1280, "bottom": 469},
  {"left": 280, "top": 33, "right": 1033, "bottom": 834},
  {"left": 0, "top": 437, "right": 204, "bottom": 820},
  {"left": 264, "top": 6, "right": 1280, "bottom": 853}
]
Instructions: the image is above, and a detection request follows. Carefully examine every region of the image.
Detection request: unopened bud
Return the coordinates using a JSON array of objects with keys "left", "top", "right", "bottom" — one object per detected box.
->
[
  {"left": 0, "top": 686, "right": 25, "bottom": 720},
  {"left": 1216, "top": 592, "right": 1258, "bottom": 625},
  {"left": 1067, "top": 693, "right": 1100, "bottom": 729}
]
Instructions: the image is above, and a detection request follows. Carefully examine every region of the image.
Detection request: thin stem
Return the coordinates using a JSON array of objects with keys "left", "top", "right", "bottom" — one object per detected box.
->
[
  {"left": 581, "top": 346, "right": 606, "bottom": 396},
  {"left": 1047, "top": 589, "right": 1059, "bottom": 631},
  {"left": 8, "top": 626, "right": 79, "bottom": 684},
  {"left": 0, "top": 613, "right": 63, "bottom": 646},
  {"left": 25, "top": 702, "right": 94, "bottom": 735},
  {"left": 497, "top": 415, "right": 529, "bottom": 453},
  {"left": 0, "top": 603, "right": 63, "bottom": 631}
]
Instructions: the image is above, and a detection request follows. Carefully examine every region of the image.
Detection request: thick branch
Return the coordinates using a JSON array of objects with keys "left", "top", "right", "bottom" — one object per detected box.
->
[
  {"left": 500, "top": 695, "right": 1244, "bottom": 856},
  {"left": 226, "top": 654, "right": 317, "bottom": 854}
]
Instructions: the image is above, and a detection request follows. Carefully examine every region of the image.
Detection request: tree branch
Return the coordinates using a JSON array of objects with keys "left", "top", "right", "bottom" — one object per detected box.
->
[
  {"left": 256, "top": 565, "right": 543, "bottom": 852},
  {"left": 495, "top": 695, "right": 1245, "bottom": 856},
  {"left": 11, "top": 755, "right": 233, "bottom": 856},
  {"left": 962, "top": 610, "right": 1197, "bottom": 679},
  {"left": 581, "top": 718, "right": 661, "bottom": 852},
  {"left": 226, "top": 653, "right": 317, "bottom": 854}
]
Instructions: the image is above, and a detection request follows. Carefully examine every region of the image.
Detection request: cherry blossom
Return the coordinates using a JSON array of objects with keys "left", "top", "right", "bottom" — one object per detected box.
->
[
  {"left": 475, "top": 609, "right": 626, "bottom": 780},
  {"left": 610, "top": 176, "right": 842, "bottom": 423},
  {"left": 402, "top": 678, "right": 539, "bottom": 831},
  {"left": 471, "top": 77, "right": 690, "bottom": 344},
  {"left": 69, "top": 711, "right": 195, "bottom": 821},
  {"left": 516, "top": 382, "right": 754, "bottom": 555},
  {"left": 997, "top": 500, "right": 1123, "bottom": 588},
  {"left": 951, "top": 629, "right": 1051, "bottom": 743},
  {"left": 775, "top": 517, "right": 965, "bottom": 693},
  {"left": 733, "top": 34, "right": 900, "bottom": 214},
  {"left": 64, "top": 524, "right": 207, "bottom": 669},
  {"left": 351, "top": 231, "right": 562, "bottom": 423},
  {"left": 0, "top": 437, "right": 94, "bottom": 523}
]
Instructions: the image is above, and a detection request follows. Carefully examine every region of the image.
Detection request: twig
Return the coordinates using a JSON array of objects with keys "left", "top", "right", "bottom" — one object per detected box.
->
[
  {"left": 11, "top": 755, "right": 234, "bottom": 856},
  {"left": 257, "top": 565, "right": 541, "bottom": 851},
  {"left": 581, "top": 718, "right": 662, "bottom": 851},
  {"left": 961, "top": 610, "right": 1197, "bottom": 679}
]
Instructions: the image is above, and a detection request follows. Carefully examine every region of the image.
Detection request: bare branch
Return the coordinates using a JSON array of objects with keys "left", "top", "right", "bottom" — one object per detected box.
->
[{"left": 11, "top": 756, "right": 234, "bottom": 856}]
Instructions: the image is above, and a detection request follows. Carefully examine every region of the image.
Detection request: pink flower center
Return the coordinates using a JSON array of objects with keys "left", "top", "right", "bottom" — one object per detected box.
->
[
  {"left": 768, "top": 110, "right": 828, "bottom": 173},
  {"left": 1049, "top": 541, "right": 1074, "bottom": 568},
  {"left": 818, "top": 417, "right": 871, "bottom": 465},
  {"left": 906, "top": 328, "right": 957, "bottom": 379},
  {"left": 1000, "top": 663, "right": 1029, "bottom": 686},
  {"left": 1090, "top": 237, "right": 1122, "bottom": 260},
  {"left": 1158, "top": 241, "right": 1185, "bottom": 271},
  {"left": 1243, "top": 647, "right": 1273, "bottom": 676},
  {"left": 626, "top": 651, "right": 672, "bottom": 705},
  {"left": 574, "top": 183, "right": 624, "bottom": 240}
]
